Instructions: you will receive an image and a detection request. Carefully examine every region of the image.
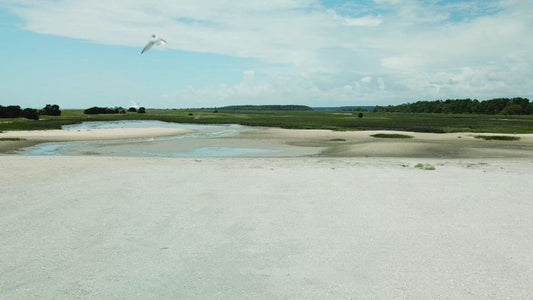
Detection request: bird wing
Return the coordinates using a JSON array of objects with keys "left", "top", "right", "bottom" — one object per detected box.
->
[{"left": 141, "top": 41, "right": 155, "bottom": 54}]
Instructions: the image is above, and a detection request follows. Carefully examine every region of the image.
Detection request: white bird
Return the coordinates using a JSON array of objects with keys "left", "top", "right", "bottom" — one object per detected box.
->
[{"left": 141, "top": 34, "right": 167, "bottom": 54}]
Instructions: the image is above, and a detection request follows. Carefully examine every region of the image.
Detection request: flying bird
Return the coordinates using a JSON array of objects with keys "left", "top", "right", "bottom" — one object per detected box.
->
[{"left": 141, "top": 35, "right": 167, "bottom": 54}]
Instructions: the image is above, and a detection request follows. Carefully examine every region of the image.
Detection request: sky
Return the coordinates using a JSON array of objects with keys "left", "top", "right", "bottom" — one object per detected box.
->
[{"left": 0, "top": 0, "right": 532, "bottom": 109}]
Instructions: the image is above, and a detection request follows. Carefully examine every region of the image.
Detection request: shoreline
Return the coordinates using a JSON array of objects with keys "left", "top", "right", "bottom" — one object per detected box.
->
[
  {"left": 0, "top": 127, "right": 194, "bottom": 153},
  {"left": 2, "top": 126, "right": 533, "bottom": 158},
  {"left": 0, "top": 127, "right": 195, "bottom": 142}
]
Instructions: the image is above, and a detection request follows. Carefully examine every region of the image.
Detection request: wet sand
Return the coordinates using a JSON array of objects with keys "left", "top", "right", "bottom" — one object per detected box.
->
[
  {"left": 2, "top": 126, "right": 533, "bottom": 158},
  {"left": 231, "top": 128, "right": 533, "bottom": 158}
]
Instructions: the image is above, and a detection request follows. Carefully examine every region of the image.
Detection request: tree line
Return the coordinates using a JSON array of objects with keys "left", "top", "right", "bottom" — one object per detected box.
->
[
  {"left": 83, "top": 106, "right": 146, "bottom": 114},
  {"left": 374, "top": 98, "right": 532, "bottom": 115},
  {"left": 217, "top": 105, "right": 313, "bottom": 111},
  {"left": 0, "top": 104, "right": 61, "bottom": 120}
]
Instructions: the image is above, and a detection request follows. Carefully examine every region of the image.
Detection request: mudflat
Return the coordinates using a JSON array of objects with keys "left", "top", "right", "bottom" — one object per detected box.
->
[{"left": 2, "top": 126, "right": 533, "bottom": 158}]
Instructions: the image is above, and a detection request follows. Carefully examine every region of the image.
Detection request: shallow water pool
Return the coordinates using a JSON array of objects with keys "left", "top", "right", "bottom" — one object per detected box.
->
[{"left": 19, "top": 121, "right": 279, "bottom": 157}]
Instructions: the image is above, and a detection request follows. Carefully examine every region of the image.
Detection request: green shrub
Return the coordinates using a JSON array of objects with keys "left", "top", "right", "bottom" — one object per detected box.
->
[
  {"left": 21, "top": 108, "right": 39, "bottom": 120},
  {"left": 415, "top": 163, "right": 435, "bottom": 170},
  {"left": 0, "top": 137, "right": 25, "bottom": 141},
  {"left": 371, "top": 133, "right": 413, "bottom": 139},
  {"left": 40, "top": 104, "right": 61, "bottom": 116}
]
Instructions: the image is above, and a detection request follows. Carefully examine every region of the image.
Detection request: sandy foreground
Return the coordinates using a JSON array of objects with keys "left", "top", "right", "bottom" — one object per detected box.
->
[{"left": 1, "top": 127, "right": 533, "bottom": 298}]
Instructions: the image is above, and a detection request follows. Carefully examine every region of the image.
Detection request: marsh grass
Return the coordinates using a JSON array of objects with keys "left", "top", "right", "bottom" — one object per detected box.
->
[
  {"left": 0, "top": 137, "right": 25, "bottom": 141},
  {"left": 415, "top": 163, "right": 436, "bottom": 170},
  {"left": 1, "top": 110, "right": 533, "bottom": 133},
  {"left": 329, "top": 138, "right": 346, "bottom": 142},
  {"left": 371, "top": 133, "right": 413, "bottom": 139},
  {"left": 474, "top": 135, "right": 521, "bottom": 141}
]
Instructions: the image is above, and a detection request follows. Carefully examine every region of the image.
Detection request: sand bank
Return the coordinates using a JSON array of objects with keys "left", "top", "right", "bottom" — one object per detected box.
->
[
  {"left": 2, "top": 126, "right": 533, "bottom": 158},
  {"left": 227, "top": 128, "right": 533, "bottom": 158},
  {"left": 0, "top": 127, "right": 194, "bottom": 142},
  {"left": 1, "top": 156, "right": 533, "bottom": 298},
  {"left": 0, "top": 127, "right": 194, "bottom": 153}
]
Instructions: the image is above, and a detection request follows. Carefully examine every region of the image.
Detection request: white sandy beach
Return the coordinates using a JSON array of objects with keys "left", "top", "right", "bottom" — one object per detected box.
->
[
  {"left": 0, "top": 127, "right": 194, "bottom": 142},
  {"left": 1, "top": 127, "right": 533, "bottom": 298}
]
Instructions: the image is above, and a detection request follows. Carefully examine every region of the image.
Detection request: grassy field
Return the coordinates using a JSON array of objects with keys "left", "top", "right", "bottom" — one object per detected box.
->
[{"left": 1, "top": 109, "right": 533, "bottom": 133}]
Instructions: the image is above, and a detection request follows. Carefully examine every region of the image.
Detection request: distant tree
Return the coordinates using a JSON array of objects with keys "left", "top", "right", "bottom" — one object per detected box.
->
[
  {"left": 358, "top": 112, "right": 364, "bottom": 118},
  {"left": 84, "top": 106, "right": 124, "bottom": 114},
  {"left": 504, "top": 104, "right": 523, "bottom": 115},
  {"left": 128, "top": 107, "right": 137, "bottom": 112},
  {"left": 0, "top": 105, "right": 22, "bottom": 118},
  {"left": 84, "top": 107, "right": 94, "bottom": 114},
  {"left": 218, "top": 105, "right": 313, "bottom": 111},
  {"left": 40, "top": 104, "right": 61, "bottom": 116},
  {"left": 138, "top": 107, "right": 146, "bottom": 113},
  {"left": 374, "top": 97, "right": 531, "bottom": 115},
  {"left": 526, "top": 103, "right": 533, "bottom": 115},
  {"left": 511, "top": 97, "right": 529, "bottom": 110},
  {"left": 21, "top": 108, "right": 39, "bottom": 120}
]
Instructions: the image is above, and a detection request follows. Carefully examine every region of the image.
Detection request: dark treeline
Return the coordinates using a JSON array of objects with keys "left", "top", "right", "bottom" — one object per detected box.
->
[
  {"left": 40, "top": 104, "right": 61, "bottom": 116},
  {"left": 313, "top": 106, "right": 375, "bottom": 112},
  {"left": 1, "top": 104, "right": 62, "bottom": 120},
  {"left": 0, "top": 105, "right": 26, "bottom": 118},
  {"left": 375, "top": 98, "right": 532, "bottom": 115},
  {"left": 84, "top": 106, "right": 146, "bottom": 114},
  {"left": 218, "top": 105, "right": 313, "bottom": 111},
  {"left": 84, "top": 106, "right": 126, "bottom": 114}
]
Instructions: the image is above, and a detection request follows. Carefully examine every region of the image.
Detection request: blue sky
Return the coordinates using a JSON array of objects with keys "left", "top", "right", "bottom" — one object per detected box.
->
[{"left": 0, "top": 0, "right": 532, "bottom": 109}]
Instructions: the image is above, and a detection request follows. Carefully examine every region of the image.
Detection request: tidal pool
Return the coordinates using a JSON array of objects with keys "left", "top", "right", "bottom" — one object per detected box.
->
[{"left": 19, "top": 121, "right": 280, "bottom": 157}]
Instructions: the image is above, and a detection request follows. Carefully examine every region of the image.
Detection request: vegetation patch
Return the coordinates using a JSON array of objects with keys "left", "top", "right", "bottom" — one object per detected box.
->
[
  {"left": 371, "top": 133, "right": 413, "bottom": 139},
  {"left": 329, "top": 138, "right": 346, "bottom": 142},
  {"left": 0, "top": 137, "right": 25, "bottom": 141},
  {"left": 474, "top": 135, "right": 520, "bottom": 141},
  {"left": 375, "top": 97, "right": 531, "bottom": 115},
  {"left": 218, "top": 105, "right": 312, "bottom": 111},
  {"left": 2, "top": 108, "right": 533, "bottom": 133},
  {"left": 415, "top": 163, "right": 436, "bottom": 170}
]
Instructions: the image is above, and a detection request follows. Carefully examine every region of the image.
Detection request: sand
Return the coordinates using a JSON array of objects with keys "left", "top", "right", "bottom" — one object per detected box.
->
[
  {"left": 0, "top": 127, "right": 194, "bottom": 154},
  {"left": 2, "top": 126, "right": 533, "bottom": 158},
  {"left": 1, "top": 127, "right": 533, "bottom": 298},
  {"left": 233, "top": 128, "right": 533, "bottom": 158}
]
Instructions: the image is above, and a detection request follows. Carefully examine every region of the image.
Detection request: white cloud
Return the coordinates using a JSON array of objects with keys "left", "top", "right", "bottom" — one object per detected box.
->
[
  {"left": 360, "top": 76, "right": 372, "bottom": 84},
  {"left": 2, "top": 0, "right": 532, "bottom": 106},
  {"left": 344, "top": 16, "right": 382, "bottom": 27},
  {"left": 377, "top": 77, "right": 385, "bottom": 91}
]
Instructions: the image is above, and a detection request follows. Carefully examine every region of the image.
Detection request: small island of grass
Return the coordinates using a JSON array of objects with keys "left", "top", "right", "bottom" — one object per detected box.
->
[
  {"left": 370, "top": 133, "right": 413, "bottom": 139},
  {"left": 474, "top": 135, "right": 520, "bottom": 141}
]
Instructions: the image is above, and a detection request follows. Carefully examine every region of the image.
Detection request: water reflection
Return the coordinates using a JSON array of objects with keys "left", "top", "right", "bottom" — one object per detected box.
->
[{"left": 21, "top": 121, "right": 278, "bottom": 157}]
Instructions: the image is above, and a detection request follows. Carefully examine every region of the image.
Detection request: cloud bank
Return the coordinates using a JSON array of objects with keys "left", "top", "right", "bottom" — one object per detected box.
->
[{"left": 2, "top": 0, "right": 532, "bottom": 106}]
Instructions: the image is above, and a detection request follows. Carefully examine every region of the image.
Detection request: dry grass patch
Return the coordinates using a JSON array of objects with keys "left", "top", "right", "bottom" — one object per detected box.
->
[{"left": 474, "top": 135, "right": 520, "bottom": 141}]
